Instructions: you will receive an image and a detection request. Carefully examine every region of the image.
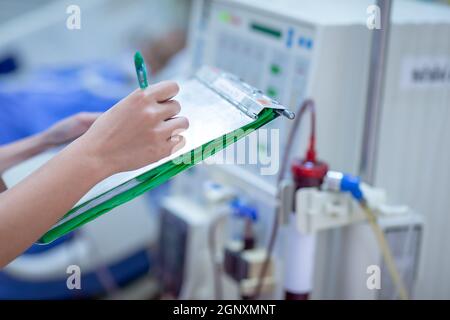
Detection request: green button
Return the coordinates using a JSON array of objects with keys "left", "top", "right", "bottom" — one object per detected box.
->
[
  {"left": 267, "top": 87, "right": 277, "bottom": 98},
  {"left": 219, "top": 11, "right": 231, "bottom": 23},
  {"left": 270, "top": 64, "right": 281, "bottom": 75}
]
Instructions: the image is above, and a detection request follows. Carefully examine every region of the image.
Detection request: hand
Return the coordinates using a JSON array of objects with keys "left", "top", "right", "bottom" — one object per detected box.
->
[
  {"left": 42, "top": 112, "right": 100, "bottom": 147},
  {"left": 0, "top": 112, "right": 100, "bottom": 176},
  {"left": 78, "top": 81, "right": 188, "bottom": 177}
]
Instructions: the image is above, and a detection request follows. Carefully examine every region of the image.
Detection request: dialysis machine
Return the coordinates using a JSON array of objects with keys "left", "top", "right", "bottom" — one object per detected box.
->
[{"left": 158, "top": 0, "right": 450, "bottom": 299}]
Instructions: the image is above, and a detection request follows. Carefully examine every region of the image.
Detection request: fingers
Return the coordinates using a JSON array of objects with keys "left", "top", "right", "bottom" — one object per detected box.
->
[
  {"left": 159, "top": 116, "right": 189, "bottom": 137},
  {"left": 127, "top": 81, "right": 179, "bottom": 111},
  {"left": 167, "top": 135, "right": 186, "bottom": 154},
  {"left": 145, "top": 81, "right": 179, "bottom": 102},
  {"left": 154, "top": 100, "right": 181, "bottom": 120}
]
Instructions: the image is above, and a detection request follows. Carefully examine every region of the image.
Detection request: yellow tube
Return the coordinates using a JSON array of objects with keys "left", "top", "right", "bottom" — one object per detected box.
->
[{"left": 361, "top": 202, "right": 409, "bottom": 300}]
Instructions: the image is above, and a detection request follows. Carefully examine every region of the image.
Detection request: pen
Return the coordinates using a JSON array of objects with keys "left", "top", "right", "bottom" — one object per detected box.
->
[{"left": 134, "top": 51, "right": 149, "bottom": 89}]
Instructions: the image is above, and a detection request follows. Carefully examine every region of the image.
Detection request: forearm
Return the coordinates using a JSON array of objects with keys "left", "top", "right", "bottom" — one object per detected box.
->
[
  {"left": 0, "top": 137, "right": 110, "bottom": 267},
  {"left": 0, "top": 81, "right": 184, "bottom": 267},
  {"left": 0, "top": 133, "right": 52, "bottom": 174}
]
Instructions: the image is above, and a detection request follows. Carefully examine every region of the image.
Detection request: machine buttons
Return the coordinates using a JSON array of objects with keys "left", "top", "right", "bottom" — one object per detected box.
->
[
  {"left": 270, "top": 64, "right": 281, "bottom": 75},
  {"left": 286, "top": 27, "right": 294, "bottom": 48},
  {"left": 299, "top": 37, "right": 306, "bottom": 47},
  {"left": 266, "top": 87, "right": 278, "bottom": 98},
  {"left": 299, "top": 36, "right": 314, "bottom": 50}
]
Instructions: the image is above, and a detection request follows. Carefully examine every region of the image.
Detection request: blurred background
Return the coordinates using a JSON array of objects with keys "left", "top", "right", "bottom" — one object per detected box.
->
[{"left": 0, "top": 0, "right": 449, "bottom": 300}]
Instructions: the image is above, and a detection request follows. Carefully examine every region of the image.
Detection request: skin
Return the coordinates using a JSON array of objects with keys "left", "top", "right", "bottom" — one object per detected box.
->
[
  {"left": 0, "top": 81, "right": 188, "bottom": 267},
  {"left": 0, "top": 112, "right": 100, "bottom": 192}
]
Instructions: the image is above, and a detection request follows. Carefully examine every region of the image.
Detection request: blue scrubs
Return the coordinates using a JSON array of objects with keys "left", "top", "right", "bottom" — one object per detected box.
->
[{"left": 0, "top": 64, "right": 129, "bottom": 144}]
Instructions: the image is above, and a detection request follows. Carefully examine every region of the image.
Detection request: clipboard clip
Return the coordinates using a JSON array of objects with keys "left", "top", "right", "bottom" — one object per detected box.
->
[{"left": 195, "top": 66, "right": 295, "bottom": 120}]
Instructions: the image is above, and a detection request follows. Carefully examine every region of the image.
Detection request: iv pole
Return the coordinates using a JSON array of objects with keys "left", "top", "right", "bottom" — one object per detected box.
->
[{"left": 360, "top": 0, "right": 392, "bottom": 184}]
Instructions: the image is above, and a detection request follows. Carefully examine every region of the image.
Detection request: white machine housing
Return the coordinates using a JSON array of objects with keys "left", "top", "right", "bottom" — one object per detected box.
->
[
  {"left": 158, "top": 174, "right": 243, "bottom": 299},
  {"left": 190, "top": 0, "right": 373, "bottom": 182},
  {"left": 188, "top": 0, "right": 450, "bottom": 298},
  {"left": 294, "top": 185, "right": 423, "bottom": 299}
]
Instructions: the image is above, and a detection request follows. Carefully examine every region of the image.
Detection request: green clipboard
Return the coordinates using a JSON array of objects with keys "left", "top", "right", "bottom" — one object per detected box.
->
[{"left": 4, "top": 66, "right": 294, "bottom": 244}]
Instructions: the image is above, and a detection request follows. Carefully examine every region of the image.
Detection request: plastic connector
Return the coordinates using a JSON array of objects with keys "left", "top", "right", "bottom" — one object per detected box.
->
[
  {"left": 340, "top": 174, "right": 364, "bottom": 201},
  {"left": 322, "top": 171, "right": 364, "bottom": 202},
  {"left": 230, "top": 198, "right": 258, "bottom": 222}
]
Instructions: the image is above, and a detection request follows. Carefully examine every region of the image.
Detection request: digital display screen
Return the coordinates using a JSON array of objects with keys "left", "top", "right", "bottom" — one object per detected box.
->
[{"left": 250, "top": 22, "right": 282, "bottom": 39}]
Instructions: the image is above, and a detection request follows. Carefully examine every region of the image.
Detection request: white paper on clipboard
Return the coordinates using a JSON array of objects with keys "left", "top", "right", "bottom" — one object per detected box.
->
[{"left": 3, "top": 73, "right": 255, "bottom": 207}]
